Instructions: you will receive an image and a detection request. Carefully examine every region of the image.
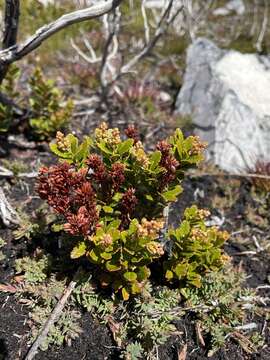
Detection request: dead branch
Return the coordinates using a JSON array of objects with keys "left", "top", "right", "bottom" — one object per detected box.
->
[
  {"left": 255, "top": 0, "right": 268, "bottom": 52},
  {"left": 24, "top": 275, "right": 78, "bottom": 360},
  {"left": 0, "top": 0, "right": 123, "bottom": 83},
  {"left": 71, "top": 0, "right": 184, "bottom": 102},
  {"left": 0, "top": 186, "right": 20, "bottom": 227}
]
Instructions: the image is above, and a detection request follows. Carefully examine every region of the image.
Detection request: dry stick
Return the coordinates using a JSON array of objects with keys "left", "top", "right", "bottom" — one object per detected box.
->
[
  {"left": 24, "top": 276, "right": 78, "bottom": 360},
  {"left": 0, "top": 186, "right": 20, "bottom": 226},
  {"left": 255, "top": 0, "right": 268, "bottom": 53}
]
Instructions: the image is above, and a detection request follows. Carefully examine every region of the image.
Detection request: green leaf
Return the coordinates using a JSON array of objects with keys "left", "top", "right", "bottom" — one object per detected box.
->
[
  {"left": 112, "top": 192, "right": 122, "bottom": 202},
  {"left": 74, "top": 137, "right": 91, "bottom": 162},
  {"left": 67, "top": 134, "right": 78, "bottom": 153},
  {"left": 97, "top": 141, "right": 112, "bottom": 154},
  {"left": 136, "top": 266, "right": 150, "bottom": 281},
  {"left": 107, "top": 219, "right": 121, "bottom": 230},
  {"left": 150, "top": 151, "right": 161, "bottom": 170},
  {"left": 176, "top": 220, "right": 190, "bottom": 238},
  {"left": 70, "top": 242, "right": 86, "bottom": 259},
  {"left": 131, "top": 282, "right": 141, "bottom": 294},
  {"left": 106, "top": 262, "right": 121, "bottom": 272},
  {"left": 122, "top": 287, "right": 130, "bottom": 301},
  {"left": 123, "top": 271, "right": 137, "bottom": 282},
  {"left": 187, "top": 274, "right": 201, "bottom": 288},
  {"left": 184, "top": 205, "right": 198, "bottom": 219},
  {"left": 49, "top": 143, "right": 71, "bottom": 159},
  {"left": 174, "top": 263, "right": 188, "bottom": 278},
  {"left": 89, "top": 249, "right": 99, "bottom": 262},
  {"left": 117, "top": 139, "right": 134, "bottom": 155},
  {"left": 51, "top": 223, "right": 64, "bottom": 232},
  {"left": 162, "top": 185, "right": 183, "bottom": 202},
  {"left": 145, "top": 194, "right": 154, "bottom": 201},
  {"left": 165, "top": 269, "right": 174, "bottom": 280},
  {"left": 100, "top": 252, "right": 112, "bottom": 260},
  {"left": 103, "top": 206, "right": 113, "bottom": 214}
]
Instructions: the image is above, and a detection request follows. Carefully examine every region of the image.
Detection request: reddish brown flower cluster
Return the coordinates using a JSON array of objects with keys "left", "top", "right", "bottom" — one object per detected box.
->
[
  {"left": 121, "top": 188, "right": 138, "bottom": 227},
  {"left": 64, "top": 206, "right": 95, "bottom": 236},
  {"left": 37, "top": 162, "right": 98, "bottom": 236},
  {"left": 86, "top": 155, "right": 126, "bottom": 195},
  {"left": 156, "top": 140, "right": 179, "bottom": 189},
  {"left": 125, "top": 125, "right": 140, "bottom": 144},
  {"left": 86, "top": 154, "right": 107, "bottom": 183},
  {"left": 110, "top": 163, "right": 125, "bottom": 192}
]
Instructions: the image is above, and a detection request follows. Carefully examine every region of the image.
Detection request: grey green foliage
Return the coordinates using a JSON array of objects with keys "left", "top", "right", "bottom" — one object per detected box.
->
[{"left": 15, "top": 255, "right": 51, "bottom": 284}]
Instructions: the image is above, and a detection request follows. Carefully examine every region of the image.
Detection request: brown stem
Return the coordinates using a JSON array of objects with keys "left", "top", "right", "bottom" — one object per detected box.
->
[{"left": 0, "top": 0, "right": 20, "bottom": 83}]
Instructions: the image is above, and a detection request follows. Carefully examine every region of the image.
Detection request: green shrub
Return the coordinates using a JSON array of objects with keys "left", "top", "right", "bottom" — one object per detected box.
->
[
  {"left": 164, "top": 205, "right": 229, "bottom": 288},
  {"left": 29, "top": 67, "right": 73, "bottom": 140},
  {"left": 0, "top": 66, "right": 73, "bottom": 139},
  {"left": 37, "top": 124, "right": 228, "bottom": 299}
]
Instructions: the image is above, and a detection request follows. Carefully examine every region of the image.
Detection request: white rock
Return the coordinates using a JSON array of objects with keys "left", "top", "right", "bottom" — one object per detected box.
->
[
  {"left": 159, "top": 91, "right": 171, "bottom": 103},
  {"left": 175, "top": 38, "right": 270, "bottom": 173}
]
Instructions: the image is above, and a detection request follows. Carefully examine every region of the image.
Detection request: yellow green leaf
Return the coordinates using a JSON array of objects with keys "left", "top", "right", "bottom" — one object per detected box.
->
[{"left": 70, "top": 242, "right": 86, "bottom": 259}]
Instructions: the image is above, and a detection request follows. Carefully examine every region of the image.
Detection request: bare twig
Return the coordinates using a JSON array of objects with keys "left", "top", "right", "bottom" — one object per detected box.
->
[
  {"left": 24, "top": 275, "right": 78, "bottom": 360},
  {"left": 141, "top": 0, "right": 150, "bottom": 44},
  {"left": 255, "top": 0, "right": 268, "bottom": 52},
  {"left": 121, "top": 0, "right": 180, "bottom": 74},
  {"left": 70, "top": 0, "right": 185, "bottom": 106}
]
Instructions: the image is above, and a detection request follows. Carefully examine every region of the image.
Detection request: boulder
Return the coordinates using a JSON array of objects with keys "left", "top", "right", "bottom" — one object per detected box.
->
[{"left": 175, "top": 38, "right": 270, "bottom": 173}]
